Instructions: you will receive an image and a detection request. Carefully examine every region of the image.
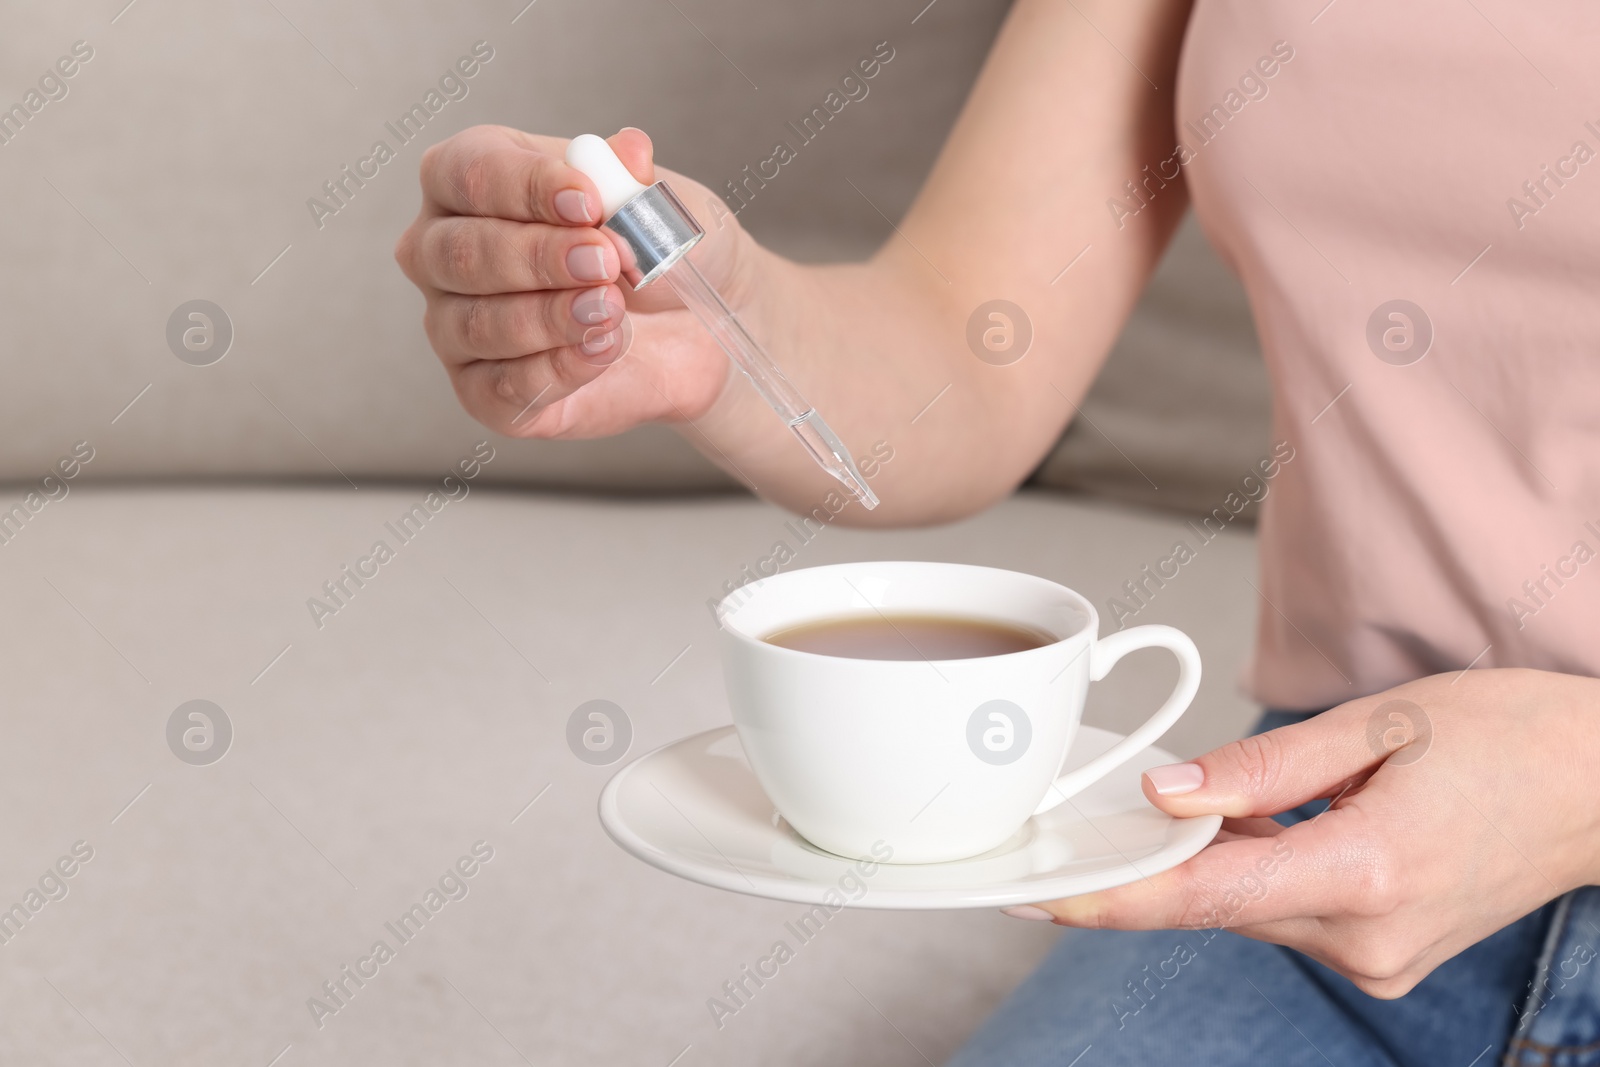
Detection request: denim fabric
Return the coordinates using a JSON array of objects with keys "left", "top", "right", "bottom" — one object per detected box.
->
[
  {"left": 1506, "top": 887, "right": 1600, "bottom": 1067},
  {"left": 947, "top": 710, "right": 1599, "bottom": 1067}
]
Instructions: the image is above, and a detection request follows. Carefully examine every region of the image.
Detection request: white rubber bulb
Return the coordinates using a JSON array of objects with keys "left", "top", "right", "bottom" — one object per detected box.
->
[{"left": 565, "top": 133, "right": 648, "bottom": 219}]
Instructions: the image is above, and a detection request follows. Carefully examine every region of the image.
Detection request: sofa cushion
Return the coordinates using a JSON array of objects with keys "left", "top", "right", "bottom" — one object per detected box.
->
[{"left": 0, "top": 486, "right": 1258, "bottom": 1064}]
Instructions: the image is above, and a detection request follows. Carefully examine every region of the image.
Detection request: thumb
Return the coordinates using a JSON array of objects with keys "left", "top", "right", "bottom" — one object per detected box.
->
[
  {"left": 1140, "top": 701, "right": 1388, "bottom": 819},
  {"left": 607, "top": 127, "right": 655, "bottom": 185},
  {"left": 601, "top": 126, "right": 752, "bottom": 309}
]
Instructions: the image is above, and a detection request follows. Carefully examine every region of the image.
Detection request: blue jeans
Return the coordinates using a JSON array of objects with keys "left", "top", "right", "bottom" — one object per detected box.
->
[{"left": 949, "top": 711, "right": 1600, "bottom": 1067}]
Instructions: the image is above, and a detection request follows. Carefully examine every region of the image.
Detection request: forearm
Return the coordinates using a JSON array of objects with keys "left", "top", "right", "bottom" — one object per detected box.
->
[{"left": 677, "top": 0, "right": 1194, "bottom": 524}]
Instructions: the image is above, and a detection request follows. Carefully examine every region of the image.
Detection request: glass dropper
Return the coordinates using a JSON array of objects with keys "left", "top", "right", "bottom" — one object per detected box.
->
[
  {"left": 565, "top": 134, "right": 879, "bottom": 510},
  {"left": 662, "top": 259, "right": 877, "bottom": 508}
]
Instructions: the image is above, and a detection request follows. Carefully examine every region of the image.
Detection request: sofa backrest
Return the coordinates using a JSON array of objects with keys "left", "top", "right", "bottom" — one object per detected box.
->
[{"left": 0, "top": 0, "right": 1265, "bottom": 503}]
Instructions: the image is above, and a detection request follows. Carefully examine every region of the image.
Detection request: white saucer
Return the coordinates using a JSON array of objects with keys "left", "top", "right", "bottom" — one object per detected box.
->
[{"left": 598, "top": 725, "right": 1222, "bottom": 910}]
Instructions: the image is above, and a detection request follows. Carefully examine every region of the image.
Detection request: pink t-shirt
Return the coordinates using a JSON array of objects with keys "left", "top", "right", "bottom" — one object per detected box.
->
[{"left": 1176, "top": 1, "right": 1600, "bottom": 709}]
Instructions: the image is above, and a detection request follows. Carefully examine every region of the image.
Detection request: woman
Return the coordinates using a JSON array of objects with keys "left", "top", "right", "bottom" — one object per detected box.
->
[{"left": 394, "top": 1, "right": 1600, "bottom": 1062}]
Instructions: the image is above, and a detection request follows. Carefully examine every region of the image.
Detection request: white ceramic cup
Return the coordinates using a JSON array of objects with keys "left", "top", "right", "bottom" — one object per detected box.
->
[{"left": 715, "top": 561, "right": 1202, "bottom": 864}]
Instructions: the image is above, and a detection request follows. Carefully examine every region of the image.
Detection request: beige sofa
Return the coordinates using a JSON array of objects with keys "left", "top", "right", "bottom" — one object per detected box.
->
[{"left": 1, "top": 2, "right": 1270, "bottom": 1063}]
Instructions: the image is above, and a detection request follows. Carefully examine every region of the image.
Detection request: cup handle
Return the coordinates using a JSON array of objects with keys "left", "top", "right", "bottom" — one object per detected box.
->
[{"left": 1032, "top": 625, "right": 1202, "bottom": 816}]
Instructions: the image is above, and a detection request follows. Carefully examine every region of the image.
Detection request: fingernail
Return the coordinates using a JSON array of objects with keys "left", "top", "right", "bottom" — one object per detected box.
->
[
  {"left": 1145, "top": 762, "right": 1205, "bottom": 796},
  {"left": 566, "top": 244, "right": 610, "bottom": 282},
  {"left": 580, "top": 327, "right": 620, "bottom": 359},
  {"left": 1000, "top": 905, "right": 1055, "bottom": 921},
  {"left": 554, "top": 188, "right": 593, "bottom": 224},
  {"left": 571, "top": 286, "right": 617, "bottom": 326}
]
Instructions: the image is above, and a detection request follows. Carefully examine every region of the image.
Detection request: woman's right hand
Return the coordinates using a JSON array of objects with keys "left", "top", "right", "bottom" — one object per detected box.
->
[{"left": 394, "top": 125, "right": 746, "bottom": 439}]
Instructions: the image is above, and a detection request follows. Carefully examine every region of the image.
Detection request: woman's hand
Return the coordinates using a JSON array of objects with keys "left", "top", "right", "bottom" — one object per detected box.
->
[
  {"left": 394, "top": 125, "right": 747, "bottom": 439},
  {"left": 1024, "top": 668, "right": 1600, "bottom": 998}
]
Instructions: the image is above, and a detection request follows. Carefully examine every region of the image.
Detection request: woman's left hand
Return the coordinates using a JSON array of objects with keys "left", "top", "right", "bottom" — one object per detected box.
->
[{"left": 1021, "top": 668, "right": 1600, "bottom": 998}]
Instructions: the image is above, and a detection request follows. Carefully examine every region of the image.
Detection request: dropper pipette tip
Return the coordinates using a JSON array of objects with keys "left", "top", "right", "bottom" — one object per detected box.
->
[
  {"left": 786, "top": 409, "right": 879, "bottom": 510},
  {"left": 837, "top": 466, "right": 880, "bottom": 510}
]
